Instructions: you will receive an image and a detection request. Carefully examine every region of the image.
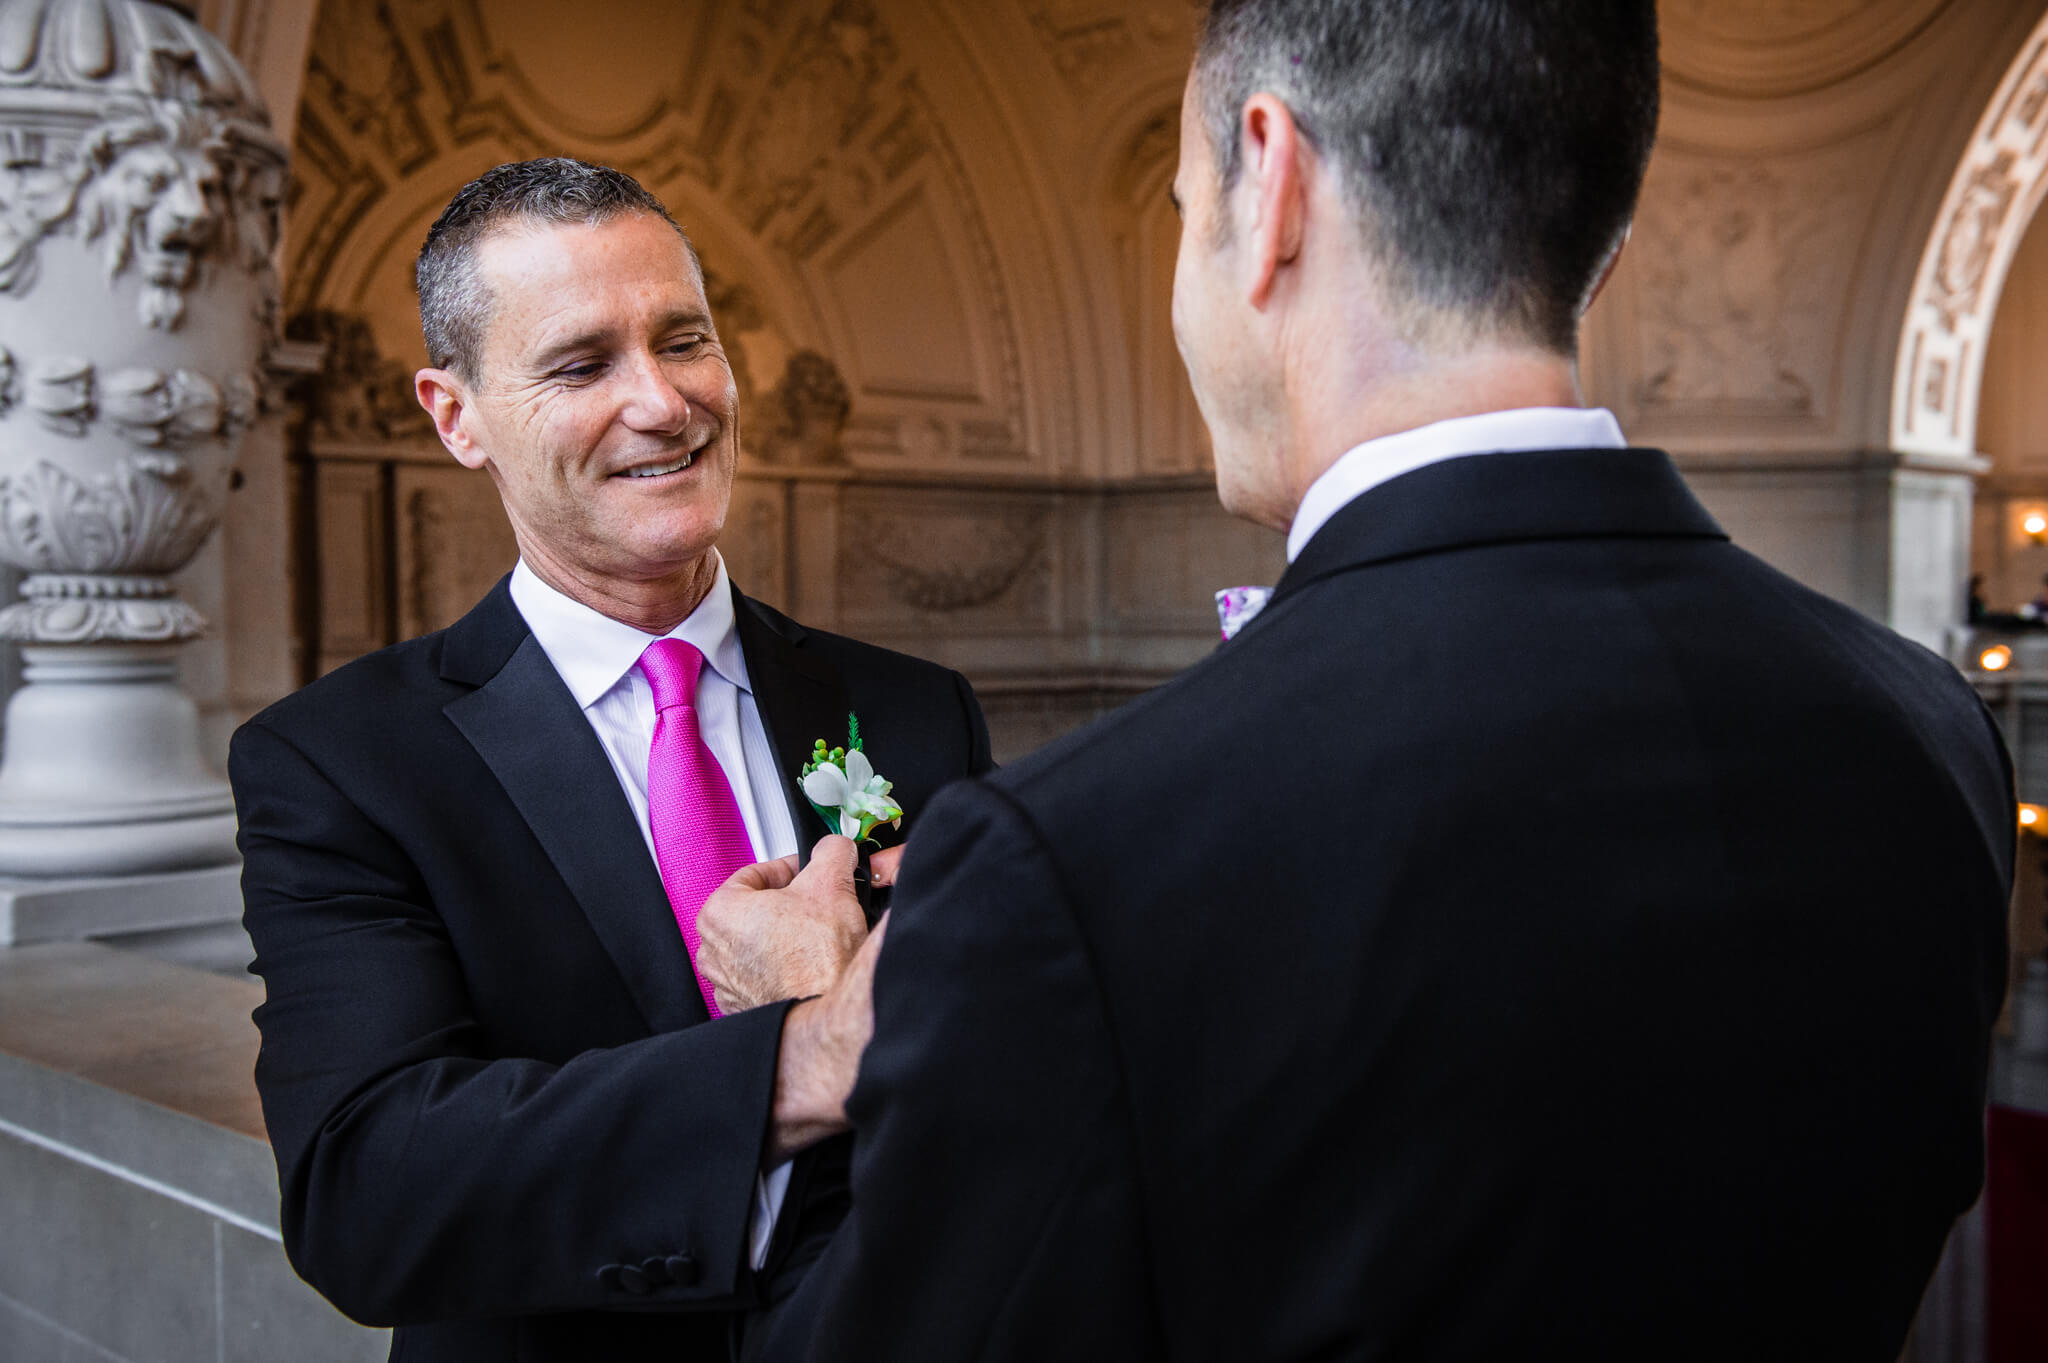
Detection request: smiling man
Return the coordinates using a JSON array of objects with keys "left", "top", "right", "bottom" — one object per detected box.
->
[{"left": 227, "top": 159, "right": 990, "bottom": 1363}]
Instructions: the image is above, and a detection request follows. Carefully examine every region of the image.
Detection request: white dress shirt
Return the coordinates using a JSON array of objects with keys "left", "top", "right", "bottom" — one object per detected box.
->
[
  {"left": 1286, "top": 407, "right": 1628, "bottom": 562},
  {"left": 509, "top": 555, "right": 794, "bottom": 1272}
]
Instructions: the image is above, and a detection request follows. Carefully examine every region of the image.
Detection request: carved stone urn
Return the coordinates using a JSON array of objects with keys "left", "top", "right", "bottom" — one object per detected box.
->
[{"left": 0, "top": 0, "right": 283, "bottom": 877}]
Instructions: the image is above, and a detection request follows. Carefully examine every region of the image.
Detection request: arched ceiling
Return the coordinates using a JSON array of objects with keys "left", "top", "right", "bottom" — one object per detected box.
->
[
  {"left": 280, "top": 0, "right": 1209, "bottom": 481},
  {"left": 1660, "top": 0, "right": 1957, "bottom": 97}
]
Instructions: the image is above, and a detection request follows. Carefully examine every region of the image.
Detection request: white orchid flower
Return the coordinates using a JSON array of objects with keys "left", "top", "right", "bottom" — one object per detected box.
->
[
  {"left": 800, "top": 746, "right": 902, "bottom": 841},
  {"left": 801, "top": 755, "right": 855, "bottom": 809}
]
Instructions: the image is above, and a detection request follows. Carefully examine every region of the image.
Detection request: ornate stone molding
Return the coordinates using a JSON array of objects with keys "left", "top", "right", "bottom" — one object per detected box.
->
[
  {"left": 755, "top": 350, "right": 851, "bottom": 466},
  {"left": 1021, "top": 1, "right": 1199, "bottom": 98},
  {"left": 860, "top": 507, "right": 1047, "bottom": 613},
  {"left": 0, "top": 572, "right": 205, "bottom": 642},
  {"left": 0, "top": 0, "right": 285, "bottom": 330},
  {"left": 1632, "top": 160, "right": 1860, "bottom": 419},
  {"left": 1894, "top": 15, "right": 2048, "bottom": 457},
  {"left": 284, "top": 307, "right": 428, "bottom": 443},
  {"left": 0, "top": 345, "right": 260, "bottom": 445}
]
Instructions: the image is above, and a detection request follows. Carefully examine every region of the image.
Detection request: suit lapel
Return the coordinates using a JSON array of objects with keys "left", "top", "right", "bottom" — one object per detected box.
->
[
  {"left": 441, "top": 587, "right": 706, "bottom": 1034},
  {"left": 732, "top": 587, "right": 852, "bottom": 862}
]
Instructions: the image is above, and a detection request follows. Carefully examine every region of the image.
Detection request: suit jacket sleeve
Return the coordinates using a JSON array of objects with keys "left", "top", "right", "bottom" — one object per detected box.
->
[
  {"left": 232, "top": 717, "right": 787, "bottom": 1327},
  {"left": 752, "top": 778, "right": 1159, "bottom": 1362}
]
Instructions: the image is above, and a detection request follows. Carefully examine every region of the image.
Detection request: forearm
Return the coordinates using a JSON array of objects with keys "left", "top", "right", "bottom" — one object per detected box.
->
[{"left": 765, "top": 997, "right": 858, "bottom": 1163}]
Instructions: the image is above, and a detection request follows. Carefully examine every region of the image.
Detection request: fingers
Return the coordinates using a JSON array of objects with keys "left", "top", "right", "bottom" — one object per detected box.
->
[
  {"left": 726, "top": 853, "right": 800, "bottom": 892},
  {"left": 799, "top": 834, "right": 858, "bottom": 894},
  {"left": 869, "top": 844, "right": 905, "bottom": 887}
]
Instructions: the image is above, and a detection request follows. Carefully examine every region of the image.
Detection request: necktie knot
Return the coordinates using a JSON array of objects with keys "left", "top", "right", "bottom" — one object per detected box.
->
[{"left": 638, "top": 637, "right": 705, "bottom": 713}]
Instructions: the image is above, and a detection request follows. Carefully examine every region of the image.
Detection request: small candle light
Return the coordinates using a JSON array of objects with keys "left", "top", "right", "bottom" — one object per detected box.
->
[{"left": 1982, "top": 644, "right": 2014, "bottom": 672}]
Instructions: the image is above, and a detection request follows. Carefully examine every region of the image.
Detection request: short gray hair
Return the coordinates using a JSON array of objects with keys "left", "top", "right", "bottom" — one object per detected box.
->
[
  {"left": 1195, "top": 0, "right": 1658, "bottom": 352},
  {"left": 415, "top": 158, "right": 701, "bottom": 380}
]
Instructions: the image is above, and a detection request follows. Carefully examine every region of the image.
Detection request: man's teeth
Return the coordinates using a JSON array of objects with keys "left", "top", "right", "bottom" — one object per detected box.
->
[{"left": 623, "top": 454, "right": 694, "bottom": 478}]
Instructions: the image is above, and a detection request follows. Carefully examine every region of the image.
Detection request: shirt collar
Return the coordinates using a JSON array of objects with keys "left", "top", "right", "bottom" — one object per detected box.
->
[
  {"left": 1285, "top": 407, "right": 1628, "bottom": 562},
  {"left": 508, "top": 553, "right": 752, "bottom": 710}
]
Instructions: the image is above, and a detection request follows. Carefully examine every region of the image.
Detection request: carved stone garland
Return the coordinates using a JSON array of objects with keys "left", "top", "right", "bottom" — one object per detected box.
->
[{"left": 0, "top": 0, "right": 284, "bottom": 878}]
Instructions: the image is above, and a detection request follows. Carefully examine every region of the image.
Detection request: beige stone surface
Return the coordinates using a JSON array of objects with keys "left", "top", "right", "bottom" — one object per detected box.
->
[{"left": 0, "top": 941, "right": 264, "bottom": 1140}]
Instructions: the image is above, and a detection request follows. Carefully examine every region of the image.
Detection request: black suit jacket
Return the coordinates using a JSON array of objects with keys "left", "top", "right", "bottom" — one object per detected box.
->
[
  {"left": 757, "top": 448, "right": 2014, "bottom": 1362},
  {"left": 229, "top": 578, "right": 991, "bottom": 1363}
]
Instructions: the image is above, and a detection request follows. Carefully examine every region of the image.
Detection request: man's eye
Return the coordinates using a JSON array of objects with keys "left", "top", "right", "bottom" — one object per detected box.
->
[
  {"left": 664, "top": 336, "right": 707, "bottom": 356},
  {"left": 556, "top": 363, "right": 604, "bottom": 382}
]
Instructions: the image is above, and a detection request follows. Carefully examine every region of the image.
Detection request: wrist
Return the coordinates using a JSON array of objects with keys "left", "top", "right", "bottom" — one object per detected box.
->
[{"left": 766, "top": 997, "right": 852, "bottom": 1162}]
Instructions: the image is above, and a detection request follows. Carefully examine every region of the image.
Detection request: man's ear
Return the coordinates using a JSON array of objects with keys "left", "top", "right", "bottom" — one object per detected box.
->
[
  {"left": 1239, "top": 93, "right": 1307, "bottom": 311},
  {"left": 416, "top": 367, "right": 487, "bottom": 471},
  {"left": 1580, "top": 222, "right": 1631, "bottom": 317}
]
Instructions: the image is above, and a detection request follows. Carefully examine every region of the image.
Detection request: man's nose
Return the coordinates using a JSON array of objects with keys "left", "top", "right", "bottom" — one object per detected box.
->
[{"left": 618, "top": 353, "right": 691, "bottom": 435}]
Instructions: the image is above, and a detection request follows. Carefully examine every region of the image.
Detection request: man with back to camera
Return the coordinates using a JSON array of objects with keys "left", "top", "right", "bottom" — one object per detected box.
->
[
  {"left": 701, "top": 1, "right": 2016, "bottom": 1358},
  {"left": 227, "top": 158, "right": 991, "bottom": 1361}
]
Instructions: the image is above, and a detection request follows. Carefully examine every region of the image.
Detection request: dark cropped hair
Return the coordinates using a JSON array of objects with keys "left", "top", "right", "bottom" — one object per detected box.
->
[
  {"left": 1196, "top": 0, "right": 1659, "bottom": 352},
  {"left": 415, "top": 157, "right": 700, "bottom": 379}
]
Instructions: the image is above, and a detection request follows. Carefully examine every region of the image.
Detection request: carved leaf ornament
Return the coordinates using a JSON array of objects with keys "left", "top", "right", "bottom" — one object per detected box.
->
[{"left": 0, "top": 451, "right": 215, "bottom": 575}]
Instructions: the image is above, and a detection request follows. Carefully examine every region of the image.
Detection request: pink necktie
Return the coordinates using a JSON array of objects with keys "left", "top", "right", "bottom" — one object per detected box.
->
[{"left": 639, "top": 638, "right": 755, "bottom": 1020}]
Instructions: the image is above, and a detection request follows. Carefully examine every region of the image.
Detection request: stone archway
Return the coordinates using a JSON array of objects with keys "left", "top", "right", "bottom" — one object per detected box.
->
[{"left": 1894, "top": 7, "right": 2048, "bottom": 458}]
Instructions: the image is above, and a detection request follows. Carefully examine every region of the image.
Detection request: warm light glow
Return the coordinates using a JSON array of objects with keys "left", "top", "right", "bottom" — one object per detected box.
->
[
  {"left": 2021, "top": 804, "right": 2045, "bottom": 830},
  {"left": 2024, "top": 513, "right": 2047, "bottom": 537},
  {"left": 1981, "top": 644, "right": 2014, "bottom": 672}
]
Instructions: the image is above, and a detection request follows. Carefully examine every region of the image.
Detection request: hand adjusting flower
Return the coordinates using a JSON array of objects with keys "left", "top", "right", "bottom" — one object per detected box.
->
[{"left": 799, "top": 713, "right": 903, "bottom": 843}]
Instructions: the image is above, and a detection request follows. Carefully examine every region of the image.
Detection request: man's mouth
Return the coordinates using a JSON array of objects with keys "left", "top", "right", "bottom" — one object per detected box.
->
[{"left": 618, "top": 451, "right": 696, "bottom": 479}]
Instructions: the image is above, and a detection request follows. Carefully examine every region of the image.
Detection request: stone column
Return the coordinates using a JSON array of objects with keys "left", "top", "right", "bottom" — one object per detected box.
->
[
  {"left": 0, "top": 0, "right": 284, "bottom": 940},
  {"left": 1884, "top": 453, "right": 1985, "bottom": 659}
]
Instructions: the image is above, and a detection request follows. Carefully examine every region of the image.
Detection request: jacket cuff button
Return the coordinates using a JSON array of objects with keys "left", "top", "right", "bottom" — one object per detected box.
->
[
  {"left": 640, "top": 1255, "right": 672, "bottom": 1287},
  {"left": 665, "top": 1253, "right": 701, "bottom": 1286},
  {"left": 596, "top": 1264, "right": 625, "bottom": 1292},
  {"left": 617, "top": 1263, "right": 651, "bottom": 1295}
]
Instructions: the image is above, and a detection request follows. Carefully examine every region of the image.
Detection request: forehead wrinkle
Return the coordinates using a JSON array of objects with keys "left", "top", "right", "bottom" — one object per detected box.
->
[
  {"left": 471, "top": 216, "right": 713, "bottom": 377},
  {"left": 495, "top": 294, "right": 615, "bottom": 377}
]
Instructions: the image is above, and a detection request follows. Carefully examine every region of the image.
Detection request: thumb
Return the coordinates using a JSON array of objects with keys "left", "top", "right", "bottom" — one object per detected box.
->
[{"left": 800, "top": 834, "right": 859, "bottom": 896}]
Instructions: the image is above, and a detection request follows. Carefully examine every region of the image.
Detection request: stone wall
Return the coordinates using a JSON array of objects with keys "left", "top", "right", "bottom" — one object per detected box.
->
[{"left": 0, "top": 943, "right": 384, "bottom": 1363}]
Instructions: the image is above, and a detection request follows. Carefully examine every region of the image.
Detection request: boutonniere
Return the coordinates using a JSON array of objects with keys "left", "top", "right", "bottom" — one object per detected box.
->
[{"left": 799, "top": 712, "right": 903, "bottom": 843}]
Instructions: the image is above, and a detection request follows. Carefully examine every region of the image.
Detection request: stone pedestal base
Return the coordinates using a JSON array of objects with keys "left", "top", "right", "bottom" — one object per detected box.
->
[
  {"left": 0, "top": 642, "right": 237, "bottom": 877},
  {"left": 0, "top": 862, "right": 241, "bottom": 946}
]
